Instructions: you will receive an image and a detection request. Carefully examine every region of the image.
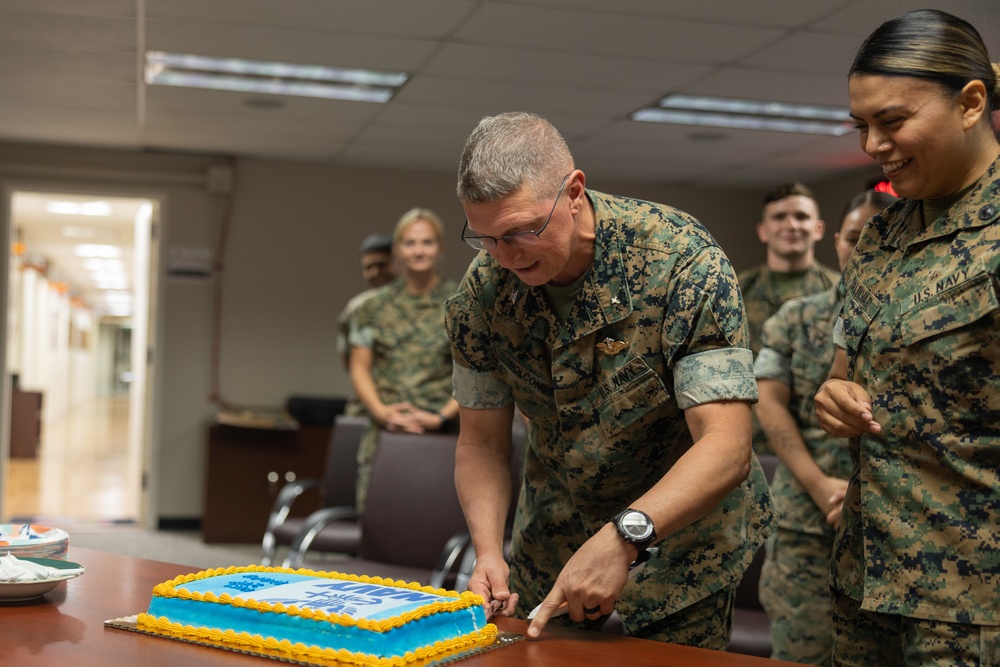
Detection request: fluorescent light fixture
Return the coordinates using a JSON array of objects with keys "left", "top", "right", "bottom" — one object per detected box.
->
[
  {"left": 95, "top": 280, "right": 129, "bottom": 290},
  {"left": 46, "top": 201, "right": 113, "bottom": 216},
  {"left": 90, "top": 270, "right": 129, "bottom": 282},
  {"left": 103, "top": 292, "right": 132, "bottom": 304},
  {"left": 74, "top": 244, "right": 122, "bottom": 259},
  {"left": 61, "top": 225, "right": 100, "bottom": 238},
  {"left": 145, "top": 51, "right": 408, "bottom": 103},
  {"left": 632, "top": 94, "right": 854, "bottom": 136},
  {"left": 84, "top": 259, "right": 125, "bottom": 271}
]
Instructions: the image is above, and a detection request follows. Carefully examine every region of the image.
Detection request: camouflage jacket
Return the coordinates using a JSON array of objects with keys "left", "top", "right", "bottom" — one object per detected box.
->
[
  {"left": 739, "top": 262, "right": 839, "bottom": 453},
  {"left": 338, "top": 287, "right": 381, "bottom": 416},
  {"left": 446, "top": 190, "right": 772, "bottom": 632},
  {"left": 350, "top": 277, "right": 458, "bottom": 411},
  {"left": 834, "top": 155, "right": 1000, "bottom": 625},
  {"left": 338, "top": 287, "right": 380, "bottom": 359},
  {"left": 754, "top": 287, "right": 852, "bottom": 535},
  {"left": 738, "top": 262, "right": 840, "bottom": 357}
]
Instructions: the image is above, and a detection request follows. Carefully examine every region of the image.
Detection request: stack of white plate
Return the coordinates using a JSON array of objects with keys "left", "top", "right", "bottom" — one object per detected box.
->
[{"left": 0, "top": 523, "right": 69, "bottom": 560}]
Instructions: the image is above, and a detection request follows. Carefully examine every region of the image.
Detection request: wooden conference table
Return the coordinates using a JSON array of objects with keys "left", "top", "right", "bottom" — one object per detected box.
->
[{"left": 3, "top": 547, "right": 798, "bottom": 666}]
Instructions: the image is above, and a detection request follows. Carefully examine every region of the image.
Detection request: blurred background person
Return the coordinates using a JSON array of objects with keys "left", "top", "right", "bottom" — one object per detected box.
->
[
  {"left": 337, "top": 233, "right": 397, "bottom": 416},
  {"left": 815, "top": 9, "right": 1000, "bottom": 666},
  {"left": 739, "top": 183, "right": 839, "bottom": 453},
  {"left": 349, "top": 208, "right": 460, "bottom": 511},
  {"left": 754, "top": 188, "right": 896, "bottom": 665}
]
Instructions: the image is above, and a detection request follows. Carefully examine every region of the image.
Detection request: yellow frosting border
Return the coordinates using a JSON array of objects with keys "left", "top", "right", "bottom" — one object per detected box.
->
[
  {"left": 135, "top": 612, "right": 498, "bottom": 667},
  {"left": 147, "top": 565, "right": 484, "bottom": 633}
]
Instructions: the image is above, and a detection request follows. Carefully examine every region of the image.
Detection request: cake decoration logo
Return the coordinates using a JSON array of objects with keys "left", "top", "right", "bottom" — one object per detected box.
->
[
  {"left": 223, "top": 574, "right": 289, "bottom": 593},
  {"left": 231, "top": 577, "right": 440, "bottom": 615},
  {"left": 261, "top": 590, "right": 381, "bottom": 615}
]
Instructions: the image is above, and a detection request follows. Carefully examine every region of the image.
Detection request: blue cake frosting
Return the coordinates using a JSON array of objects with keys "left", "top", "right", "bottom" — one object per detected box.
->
[{"left": 138, "top": 567, "right": 495, "bottom": 666}]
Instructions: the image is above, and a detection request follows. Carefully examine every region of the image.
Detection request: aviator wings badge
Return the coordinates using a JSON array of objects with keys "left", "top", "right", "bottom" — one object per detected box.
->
[{"left": 596, "top": 337, "right": 628, "bottom": 354}]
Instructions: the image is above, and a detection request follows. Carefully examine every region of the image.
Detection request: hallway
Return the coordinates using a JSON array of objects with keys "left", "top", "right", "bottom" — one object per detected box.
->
[{"left": 5, "top": 395, "right": 136, "bottom": 523}]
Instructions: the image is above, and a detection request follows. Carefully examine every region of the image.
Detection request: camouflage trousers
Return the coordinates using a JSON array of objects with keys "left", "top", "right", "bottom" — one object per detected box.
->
[
  {"left": 759, "top": 527, "right": 836, "bottom": 665},
  {"left": 354, "top": 423, "right": 379, "bottom": 514},
  {"left": 632, "top": 584, "right": 735, "bottom": 650},
  {"left": 522, "top": 584, "right": 736, "bottom": 650},
  {"left": 831, "top": 588, "right": 1000, "bottom": 667}
]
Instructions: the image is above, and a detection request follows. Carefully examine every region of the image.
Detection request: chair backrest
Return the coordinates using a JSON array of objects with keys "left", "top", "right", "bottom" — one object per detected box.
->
[
  {"left": 757, "top": 453, "right": 779, "bottom": 485},
  {"left": 506, "top": 417, "right": 527, "bottom": 530},
  {"left": 733, "top": 453, "right": 779, "bottom": 610},
  {"left": 323, "top": 415, "right": 367, "bottom": 508},
  {"left": 360, "top": 430, "right": 466, "bottom": 569}
]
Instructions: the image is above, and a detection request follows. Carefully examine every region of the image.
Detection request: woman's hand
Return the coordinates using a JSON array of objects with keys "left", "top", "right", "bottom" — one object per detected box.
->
[
  {"left": 815, "top": 379, "right": 882, "bottom": 437},
  {"left": 379, "top": 403, "right": 447, "bottom": 433}
]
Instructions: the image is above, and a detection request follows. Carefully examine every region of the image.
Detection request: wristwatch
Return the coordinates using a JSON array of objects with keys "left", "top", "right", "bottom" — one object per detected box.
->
[{"left": 611, "top": 508, "right": 657, "bottom": 566}]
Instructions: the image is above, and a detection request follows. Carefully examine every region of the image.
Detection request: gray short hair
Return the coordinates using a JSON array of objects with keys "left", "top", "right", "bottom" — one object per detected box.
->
[{"left": 457, "top": 112, "right": 574, "bottom": 204}]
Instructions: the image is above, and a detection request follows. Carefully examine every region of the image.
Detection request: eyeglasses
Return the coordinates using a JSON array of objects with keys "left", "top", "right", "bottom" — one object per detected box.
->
[{"left": 461, "top": 174, "right": 570, "bottom": 251}]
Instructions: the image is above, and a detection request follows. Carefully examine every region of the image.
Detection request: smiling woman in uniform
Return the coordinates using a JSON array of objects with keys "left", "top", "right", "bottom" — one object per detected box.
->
[{"left": 814, "top": 9, "right": 1000, "bottom": 667}]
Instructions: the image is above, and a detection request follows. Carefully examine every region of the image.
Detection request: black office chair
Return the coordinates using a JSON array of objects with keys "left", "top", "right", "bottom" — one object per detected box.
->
[
  {"left": 260, "top": 414, "right": 366, "bottom": 566},
  {"left": 452, "top": 415, "right": 526, "bottom": 592},
  {"left": 284, "top": 428, "right": 468, "bottom": 587}
]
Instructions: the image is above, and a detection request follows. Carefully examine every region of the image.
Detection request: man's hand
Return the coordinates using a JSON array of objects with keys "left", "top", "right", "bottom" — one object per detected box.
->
[
  {"left": 526, "top": 524, "right": 632, "bottom": 639},
  {"left": 815, "top": 379, "right": 882, "bottom": 437},
  {"left": 467, "top": 552, "right": 519, "bottom": 618}
]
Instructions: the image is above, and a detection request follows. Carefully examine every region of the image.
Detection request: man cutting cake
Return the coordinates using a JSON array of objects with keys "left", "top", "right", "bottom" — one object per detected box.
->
[{"left": 445, "top": 111, "right": 772, "bottom": 647}]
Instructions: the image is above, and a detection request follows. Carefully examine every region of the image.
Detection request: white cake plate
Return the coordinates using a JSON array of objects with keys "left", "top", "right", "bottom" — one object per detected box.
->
[{"left": 0, "top": 558, "right": 85, "bottom": 603}]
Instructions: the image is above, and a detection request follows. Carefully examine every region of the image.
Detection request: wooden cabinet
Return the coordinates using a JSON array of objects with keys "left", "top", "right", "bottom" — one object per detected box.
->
[
  {"left": 202, "top": 423, "right": 331, "bottom": 543},
  {"left": 10, "top": 390, "right": 43, "bottom": 458}
]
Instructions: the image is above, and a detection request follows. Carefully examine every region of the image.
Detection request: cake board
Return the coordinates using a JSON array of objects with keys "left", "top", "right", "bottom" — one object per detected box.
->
[{"left": 105, "top": 614, "right": 522, "bottom": 667}]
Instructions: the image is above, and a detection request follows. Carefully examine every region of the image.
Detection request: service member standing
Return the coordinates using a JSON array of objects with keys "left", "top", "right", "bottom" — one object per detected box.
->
[
  {"left": 350, "top": 208, "right": 460, "bottom": 512},
  {"left": 754, "top": 189, "right": 895, "bottom": 665},
  {"left": 815, "top": 10, "right": 1000, "bottom": 666},
  {"left": 446, "top": 111, "right": 772, "bottom": 648},
  {"left": 739, "top": 184, "right": 839, "bottom": 453}
]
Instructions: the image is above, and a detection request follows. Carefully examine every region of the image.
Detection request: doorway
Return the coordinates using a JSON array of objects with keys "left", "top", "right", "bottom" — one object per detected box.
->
[{"left": 3, "top": 190, "right": 159, "bottom": 526}]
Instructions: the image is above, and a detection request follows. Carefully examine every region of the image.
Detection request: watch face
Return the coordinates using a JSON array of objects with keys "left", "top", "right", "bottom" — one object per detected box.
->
[{"left": 619, "top": 511, "right": 653, "bottom": 541}]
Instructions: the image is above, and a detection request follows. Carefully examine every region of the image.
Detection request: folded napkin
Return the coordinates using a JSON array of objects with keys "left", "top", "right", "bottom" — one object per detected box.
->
[{"left": 0, "top": 554, "right": 83, "bottom": 582}]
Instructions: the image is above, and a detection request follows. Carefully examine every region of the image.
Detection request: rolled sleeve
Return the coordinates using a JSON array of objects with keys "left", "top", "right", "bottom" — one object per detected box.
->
[
  {"left": 452, "top": 364, "right": 513, "bottom": 409},
  {"left": 832, "top": 317, "right": 847, "bottom": 349},
  {"left": 754, "top": 346, "right": 791, "bottom": 384},
  {"left": 348, "top": 325, "right": 373, "bottom": 349},
  {"left": 673, "top": 348, "right": 757, "bottom": 410}
]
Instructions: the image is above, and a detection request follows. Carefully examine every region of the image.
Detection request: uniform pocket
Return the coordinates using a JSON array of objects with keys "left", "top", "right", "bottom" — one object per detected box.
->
[
  {"left": 593, "top": 357, "right": 671, "bottom": 438},
  {"left": 900, "top": 270, "right": 999, "bottom": 346}
]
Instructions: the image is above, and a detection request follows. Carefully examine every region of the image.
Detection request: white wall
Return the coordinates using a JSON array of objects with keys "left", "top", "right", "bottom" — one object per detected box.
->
[{"left": 0, "top": 141, "right": 881, "bottom": 521}]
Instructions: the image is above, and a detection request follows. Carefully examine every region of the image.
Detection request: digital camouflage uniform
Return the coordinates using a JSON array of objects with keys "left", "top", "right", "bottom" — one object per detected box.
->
[
  {"left": 832, "top": 156, "right": 1000, "bottom": 665},
  {"left": 446, "top": 191, "right": 773, "bottom": 646},
  {"left": 754, "top": 287, "right": 853, "bottom": 665},
  {"left": 338, "top": 287, "right": 380, "bottom": 417},
  {"left": 349, "top": 278, "right": 458, "bottom": 511},
  {"left": 739, "top": 263, "right": 839, "bottom": 454}
]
